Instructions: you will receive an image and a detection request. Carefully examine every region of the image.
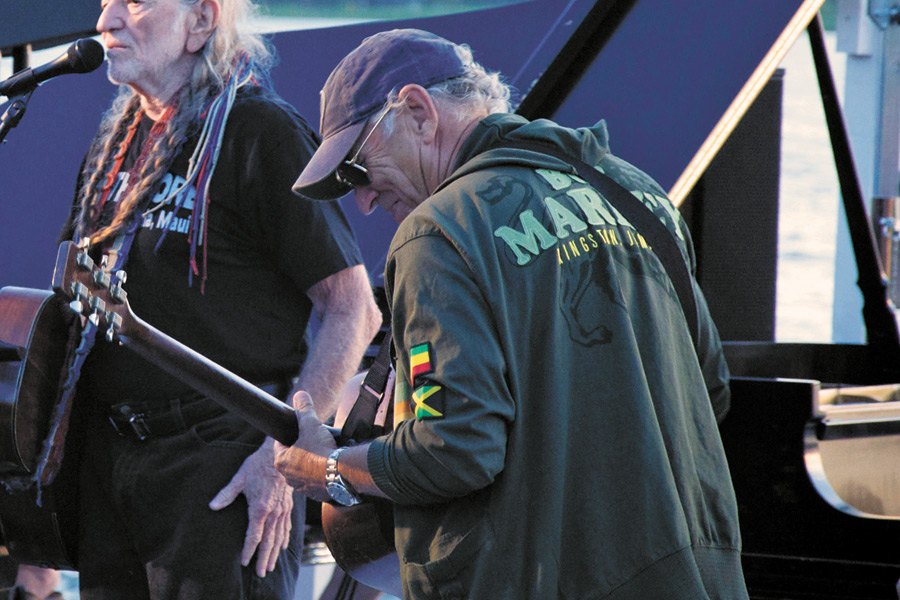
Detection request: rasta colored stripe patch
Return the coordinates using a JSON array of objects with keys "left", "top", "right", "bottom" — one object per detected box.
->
[
  {"left": 412, "top": 385, "right": 444, "bottom": 419},
  {"left": 410, "top": 342, "right": 434, "bottom": 384}
]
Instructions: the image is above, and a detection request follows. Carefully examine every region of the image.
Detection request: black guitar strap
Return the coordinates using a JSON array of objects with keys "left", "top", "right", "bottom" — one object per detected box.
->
[
  {"left": 338, "top": 334, "right": 393, "bottom": 445},
  {"left": 493, "top": 140, "right": 700, "bottom": 350}
]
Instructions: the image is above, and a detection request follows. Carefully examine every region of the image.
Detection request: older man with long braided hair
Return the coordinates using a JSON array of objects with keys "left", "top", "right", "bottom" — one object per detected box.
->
[{"left": 49, "top": 1, "right": 381, "bottom": 599}]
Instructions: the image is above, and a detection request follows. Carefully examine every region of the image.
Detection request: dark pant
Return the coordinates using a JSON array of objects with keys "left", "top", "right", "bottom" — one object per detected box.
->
[{"left": 75, "top": 396, "right": 303, "bottom": 600}]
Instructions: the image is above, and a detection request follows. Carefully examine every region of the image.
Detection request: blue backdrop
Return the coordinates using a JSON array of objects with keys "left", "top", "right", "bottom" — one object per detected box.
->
[{"left": 0, "top": 0, "right": 807, "bottom": 290}]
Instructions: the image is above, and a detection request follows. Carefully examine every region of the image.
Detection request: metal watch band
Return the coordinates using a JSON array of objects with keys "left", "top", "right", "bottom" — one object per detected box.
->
[{"left": 325, "top": 447, "right": 361, "bottom": 506}]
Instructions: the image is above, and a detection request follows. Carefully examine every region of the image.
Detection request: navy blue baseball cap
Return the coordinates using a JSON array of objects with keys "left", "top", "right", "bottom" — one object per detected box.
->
[{"left": 292, "top": 29, "right": 469, "bottom": 200}]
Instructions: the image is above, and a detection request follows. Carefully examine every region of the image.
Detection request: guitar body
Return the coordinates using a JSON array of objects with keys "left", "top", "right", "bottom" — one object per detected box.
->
[
  {"left": 320, "top": 369, "right": 403, "bottom": 597},
  {"left": 0, "top": 287, "right": 80, "bottom": 568},
  {"left": 321, "top": 500, "right": 402, "bottom": 597},
  {"left": 0, "top": 288, "right": 74, "bottom": 472}
]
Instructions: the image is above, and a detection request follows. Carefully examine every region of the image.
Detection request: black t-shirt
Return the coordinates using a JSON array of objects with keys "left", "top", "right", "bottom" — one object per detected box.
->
[{"left": 65, "top": 86, "right": 362, "bottom": 403}]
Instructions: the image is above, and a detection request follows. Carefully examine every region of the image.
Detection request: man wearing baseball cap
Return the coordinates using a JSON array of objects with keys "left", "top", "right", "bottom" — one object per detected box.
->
[{"left": 277, "top": 28, "right": 748, "bottom": 599}]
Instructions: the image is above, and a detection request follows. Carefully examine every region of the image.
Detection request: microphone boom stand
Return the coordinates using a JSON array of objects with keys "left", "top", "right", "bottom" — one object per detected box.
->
[{"left": 0, "top": 90, "right": 34, "bottom": 145}]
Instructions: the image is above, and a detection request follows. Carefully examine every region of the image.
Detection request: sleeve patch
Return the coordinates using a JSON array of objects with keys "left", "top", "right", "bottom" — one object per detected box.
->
[
  {"left": 412, "top": 384, "right": 444, "bottom": 419},
  {"left": 410, "top": 342, "right": 434, "bottom": 384}
]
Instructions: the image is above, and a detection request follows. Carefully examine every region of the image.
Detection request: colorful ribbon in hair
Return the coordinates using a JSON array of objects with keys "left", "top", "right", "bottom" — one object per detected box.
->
[{"left": 153, "top": 51, "right": 257, "bottom": 292}]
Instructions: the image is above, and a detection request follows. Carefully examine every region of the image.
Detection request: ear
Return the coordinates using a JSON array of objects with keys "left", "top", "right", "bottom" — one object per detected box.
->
[
  {"left": 186, "top": 0, "right": 220, "bottom": 54},
  {"left": 397, "top": 84, "right": 439, "bottom": 144}
]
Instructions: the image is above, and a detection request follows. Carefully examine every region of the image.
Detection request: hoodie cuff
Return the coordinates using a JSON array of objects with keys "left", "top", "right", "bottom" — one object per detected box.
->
[{"left": 366, "top": 438, "right": 404, "bottom": 501}]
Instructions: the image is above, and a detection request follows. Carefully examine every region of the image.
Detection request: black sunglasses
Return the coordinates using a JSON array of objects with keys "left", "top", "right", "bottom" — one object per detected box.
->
[{"left": 335, "top": 105, "right": 392, "bottom": 189}]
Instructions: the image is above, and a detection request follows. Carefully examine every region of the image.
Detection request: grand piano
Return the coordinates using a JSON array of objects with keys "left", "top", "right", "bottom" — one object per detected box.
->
[{"left": 3, "top": 0, "right": 900, "bottom": 597}]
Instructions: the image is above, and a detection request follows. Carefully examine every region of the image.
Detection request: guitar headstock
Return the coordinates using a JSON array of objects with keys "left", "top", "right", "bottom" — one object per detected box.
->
[{"left": 51, "top": 240, "right": 133, "bottom": 343}]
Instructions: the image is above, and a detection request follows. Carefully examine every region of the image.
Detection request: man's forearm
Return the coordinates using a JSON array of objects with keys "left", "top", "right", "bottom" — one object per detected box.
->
[
  {"left": 294, "top": 310, "right": 375, "bottom": 419},
  {"left": 295, "top": 265, "right": 382, "bottom": 420}
]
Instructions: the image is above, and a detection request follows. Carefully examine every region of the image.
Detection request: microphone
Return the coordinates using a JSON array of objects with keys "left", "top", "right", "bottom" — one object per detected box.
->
[{"left": 0, "top": 38, "right": 105, "bottom": 98}]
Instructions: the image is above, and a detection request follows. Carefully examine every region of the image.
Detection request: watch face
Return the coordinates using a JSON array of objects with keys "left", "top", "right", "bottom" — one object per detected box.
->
[{"left": 327, "top": 481, "right": 360, "bottom": 506}]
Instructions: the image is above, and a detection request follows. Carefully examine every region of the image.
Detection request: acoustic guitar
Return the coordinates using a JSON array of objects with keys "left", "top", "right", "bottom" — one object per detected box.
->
[
  {"left": 0, "top": 287, "right": 80, "bottom": 569},
  {"left": 0, "top": 241, "right": 400, "bottom": 595}
]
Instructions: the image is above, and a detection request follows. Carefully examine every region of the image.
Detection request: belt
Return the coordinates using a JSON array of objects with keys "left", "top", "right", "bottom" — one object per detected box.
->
[{"left": 107, "top": 381, "right": 289, "bottom": 441}]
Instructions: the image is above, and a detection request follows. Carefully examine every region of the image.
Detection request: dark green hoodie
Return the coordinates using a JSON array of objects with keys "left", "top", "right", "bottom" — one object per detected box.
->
[{"left": 368, "top": 114, "right": 747, "bottom": 599}]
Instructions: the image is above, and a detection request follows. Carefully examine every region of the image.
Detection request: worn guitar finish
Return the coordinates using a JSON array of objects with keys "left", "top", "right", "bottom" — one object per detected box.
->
[
  {"left": 321, "top": 501, "right": 401, "bottom": 595},
  {"left": 0, "top": 288, "right": 79, "bottom": 568},
  {"left": 0, "top": 288, "right": 74, "bottom": 473},
  {"left": 0, "top": 241, "right": 401, "bottom": 591}
]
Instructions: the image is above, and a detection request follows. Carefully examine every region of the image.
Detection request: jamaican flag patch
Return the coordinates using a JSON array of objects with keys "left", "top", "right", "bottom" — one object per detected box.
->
[{"left": 412, "top": 383, "right": 444, "bottom": 419}]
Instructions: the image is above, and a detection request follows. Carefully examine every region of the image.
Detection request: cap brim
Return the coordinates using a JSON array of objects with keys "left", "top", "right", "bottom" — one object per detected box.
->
[{"left": 292, "top": 120, "right": 367, "bottom": 200}]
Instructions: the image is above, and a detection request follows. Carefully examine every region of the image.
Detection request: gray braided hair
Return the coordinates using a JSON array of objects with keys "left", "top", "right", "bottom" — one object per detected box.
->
[{"left": 75, "top": 0, "right": 272, "bottom": 245}]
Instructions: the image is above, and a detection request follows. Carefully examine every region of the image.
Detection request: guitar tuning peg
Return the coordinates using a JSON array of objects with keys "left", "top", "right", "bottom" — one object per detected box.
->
[
  {"left": 92, "top": 269, "right": 111, "bottom": 290},
  {"left": 102, "top": 311, "right": 123, "bottom": 344},
  {"left": 69, "top": 282, "right": 90, "bottom": 312},
  {"left": 115, "top": 270, "right": 127, "bottom": 285},
  {"left": 76, "top": 250, "right": 95, "bottom": 272},
  {"left": 89, "top": 296, "right": 107, "bottom": 314},
  {"left": 110, "top": 285, "right": 128, "bottom": 305},
  {"left": 88, "top": 312, "right": 101, "bottom": 327},
  {"left": 105, "top": 311, "right": 122, "bottom": 331}
]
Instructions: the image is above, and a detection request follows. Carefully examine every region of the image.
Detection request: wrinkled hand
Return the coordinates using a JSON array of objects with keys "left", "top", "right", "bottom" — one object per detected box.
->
[
  {"left": 209, "top": 439, "right": 293, "bottom": 577},
  {"left": 274, "top": 391, "right": 337, "bottom": 503}
]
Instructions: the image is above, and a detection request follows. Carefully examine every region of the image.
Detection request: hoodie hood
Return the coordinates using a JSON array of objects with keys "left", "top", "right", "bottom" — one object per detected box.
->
[{"left": 436, "top": 113, "right": 612, "bottom": 194}]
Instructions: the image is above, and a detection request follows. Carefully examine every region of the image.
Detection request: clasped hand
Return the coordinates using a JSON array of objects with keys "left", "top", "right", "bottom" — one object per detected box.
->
[{"left": 274, "top": 390, "right": 338, "bottom": 503}]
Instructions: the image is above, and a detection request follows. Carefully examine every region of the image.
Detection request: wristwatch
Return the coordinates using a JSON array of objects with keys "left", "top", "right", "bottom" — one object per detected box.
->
[{"left": 325, "top": 447, "right": 361, "bottom": 506}]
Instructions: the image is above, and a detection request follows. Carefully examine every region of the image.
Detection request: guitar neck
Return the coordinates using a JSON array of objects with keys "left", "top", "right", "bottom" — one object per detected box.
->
[
  {"left": 50, "top": 240, "right": 300, "bottom": 446},
  {"left": 119, "top": 312, "right": 299, "bottom": 446}
]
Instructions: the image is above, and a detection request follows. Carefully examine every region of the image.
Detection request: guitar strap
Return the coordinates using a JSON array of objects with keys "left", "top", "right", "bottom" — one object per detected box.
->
[
  {"left": 31, "top": 315, "right": 98, "bottom": 504},
  {"left": 31, "top": 216, "right": 145, "bottom": 502},
  {"left": 338, "top": 334, "right": 394, "bottom": 445},
  {"left": 489, "top": 140, "right": 700, "bottom": 350}
]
